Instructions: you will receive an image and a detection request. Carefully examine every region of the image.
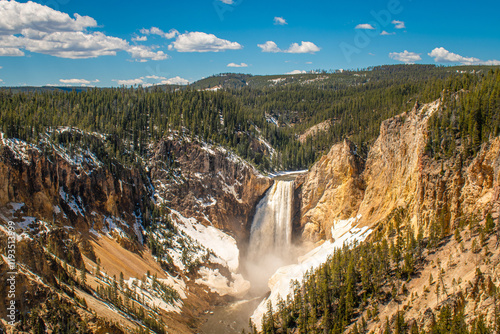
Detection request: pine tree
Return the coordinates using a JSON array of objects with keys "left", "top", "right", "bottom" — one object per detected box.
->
[{"left": 80, "top": 263, "right": 87, "bottom": 286}]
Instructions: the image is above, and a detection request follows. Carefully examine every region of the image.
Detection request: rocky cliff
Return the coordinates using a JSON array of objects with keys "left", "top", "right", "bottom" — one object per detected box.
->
[
  {"left": 299, "top": 98, "right": 500, "bottom": 242},
  {"left": 0, "top": 130, "right": 271, "bottom": 333},
  {"left": 148, "top": 135, "right": 272, "bottom": 244},
  {"left": 295, "top": 140, "right": 365, "bottom": 242},
  {"left": 0, "top": 131, "right": 148, "bottom": 245}
]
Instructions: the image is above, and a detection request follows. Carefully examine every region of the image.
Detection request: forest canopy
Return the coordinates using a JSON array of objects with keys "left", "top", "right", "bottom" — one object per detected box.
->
[{"left": 0, "top": 65, "right": 498, "bottom": 171}]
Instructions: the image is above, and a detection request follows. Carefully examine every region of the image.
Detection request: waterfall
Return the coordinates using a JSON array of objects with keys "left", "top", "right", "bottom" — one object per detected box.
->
[{"left": 245, "top": 180, "right": 294, "bottom": 293}]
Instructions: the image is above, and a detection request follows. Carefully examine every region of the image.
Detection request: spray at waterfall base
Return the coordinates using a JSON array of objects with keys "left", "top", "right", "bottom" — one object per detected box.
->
[{"left": 243, "top": 180, "right": 298, "bottom": 295}]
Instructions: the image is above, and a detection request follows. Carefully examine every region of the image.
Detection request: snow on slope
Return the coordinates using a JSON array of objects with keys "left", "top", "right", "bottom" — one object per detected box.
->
[
  {"left": 170, "top": 210, "right": 251, "bottom": 297},
  {"left": 171, "top": 210, "right": 240, "bottom": 271},
  {"left": 251, "top": 215, "right": 372, "bottom": 329}
]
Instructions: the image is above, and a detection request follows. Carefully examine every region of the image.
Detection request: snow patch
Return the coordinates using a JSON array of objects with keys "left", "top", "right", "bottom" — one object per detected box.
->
[
  {"left": 171, "top": 210, "right": 240, "bottom": 271},
  {"left": 0, "top": 133, "right": 41, "bottom": 164},
  {"left": 59, "top": 187, "right": 85, "bottom": 216},
  {"left": 251, "top": 215, "right": 371, "bottom": 329},
  {"left": 89, "top": 228, "right": 101, "bottom": 238}
]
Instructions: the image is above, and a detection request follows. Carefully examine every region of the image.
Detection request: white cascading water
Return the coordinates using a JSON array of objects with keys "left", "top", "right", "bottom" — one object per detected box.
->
[{"left": 245, "top": 180, "right": 294, "bottom": 294}]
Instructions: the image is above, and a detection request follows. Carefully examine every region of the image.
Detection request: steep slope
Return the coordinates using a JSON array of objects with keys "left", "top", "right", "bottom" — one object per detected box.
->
[
  {"left": 299, "top": 98, "right": 500, "bottom": 240},
  {"left": 295, "top": 140, "right": 365, "bottom": 243},
  {"left": 0, "top": 129, "right": 271, "bottom": 333},
  {"left": 148, "top": 135, "right": 272, "bottom": 244},
  {"left": 271, "top": 96, "right": 500, "bottom": 333},
  {"left": 356, "top": 100, "right": 441, "bottom": 229}
]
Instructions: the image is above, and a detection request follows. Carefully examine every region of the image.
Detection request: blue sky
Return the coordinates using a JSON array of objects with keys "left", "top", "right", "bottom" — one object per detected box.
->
[{"left": 0, "top": 0, "right": 499, "bottom": 87}]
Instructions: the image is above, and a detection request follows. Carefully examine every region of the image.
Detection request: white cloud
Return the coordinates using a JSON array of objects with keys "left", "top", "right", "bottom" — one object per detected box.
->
[
  {"left": 479, "top": 60, "right": 500, "bottom": 65},
  {"left": 59, "top": 78, "right": 99, "bottom": 85},
  {"left": 0, "top": 79, "right": 3, "bottom": 83},
  {"left": 389, "top": 50, "right": 422, "bottom": 64},
  {"left": 0, "top": 1, "right": 167, "bottom": 61},
  {"left": 355, "top": 23, "right": 375, "bottom": 30},
  {"left": 227, "top": 62, "right": 248, "bottom": 67},
  {"left": 128, "top": 46, "right": 168, "bottom": 61},
  {"left": 285, "top": 41, "right": 320, "bottom": 54},
  {"left": 428, "top": 47, "right": 500, "bottom": 65},
  {"left": 274, "top": 17, "right": 287, "bottom": 25},
  {"left": 0, "top": 1, "right": 97, "bottom": 34},
  {"left": 258, "top": 41, "right": 320, "bottom": 54},
  {"left": 0, "top": 47, "right": 24, "bottom": 56},
  {"left": 219, "top": 0, "right": 234, "bottom": 3},
  {"left": 305, "top": 61, "right": 312, "bottom": 64},
  {"left": 286, "top": 70, "right": 306, "bottom": 75},
  {"left": 168, "top": 32, "right": 242, "bottom": 52},
  {"left": 428, "top": 47, "right": 478, "bottom": 63},
  {"left": 258, "top": 41, "right": 281, "bottom": 53},
  {"left": 161, "top": 76, "right": 189, "bottom": 85},
  {"left": 392, "top": 20, "right": 406, "bottom": 29},
  {"left": 113, "top": 75, "right": 189, "bottom": 87},
  {"left": 380, "top": 31, "right": 395, "bottom": 36},
  {"left": 140, "top": 27, "right": 178, "bottom": 39},
  {"left": 132, "top": 35, "right": 147, "bottom": 42},
  {"left": 113, "top": 78, "right": 145, "bottom": 86},
  {"left": 145, "top": 75, "right": 167, "bottom": 80},
  {"left": 10, "top": 30, "right": 130, "bottom": 59}
]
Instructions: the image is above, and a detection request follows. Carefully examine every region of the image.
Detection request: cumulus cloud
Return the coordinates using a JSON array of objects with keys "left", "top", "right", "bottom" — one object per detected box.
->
[
  {"left": 0, "top": 1, "right": 167, "bottom": 61},
  {"left": 380, "top": 31, "right": 395, "bottom": 36},
  {"left": 113, "top": 78, "right": 144, "bottom": 86},
  {"left": 285, "top": 41, "right": 320, "bottom": 54},
  {"left": 428, "top": 47, "right": 500, "bottom": 65},
  {"left": 389, "top": 50, "right": 422, "bottom": 64},
  {"left": 59, "top": 78, "right": 99, "bottom": 85},
  {"left": 140, "top": 27, "right": 178, "bottom": 39},
  {"left": 0, "top": 1, "right": 97, "bottom": 34},
  {"left": 6, "top": 30, "right": 130, "bottom": 59},
  {"left": 162, "top": 76, "right": 189, "bottom": 85},
  {"left": 258, "top": 41, "right": 320, "bottom": 54},
  {"left": 392, "top": 20, "right": 406, "bottom": 29},
  {"left": 168, "top": 32, "right": 242, "bottom": 52},
  {"left": 227, "top": 62, "right": 248, "bottom": 67},
  {"left": 0, "top": 47, "right": 24, "bottom": 56},
  {"left": 286, "top": 70, "right": 307, "bottom": 75},
  {"left": 132, "top": 35, "right": 147, "bottom": 42},
  {"left": 258, "top": 41, "right": 281, "bottom": 53},
  {"left": 274, "top": 17, "right": 287, "bottom": 25},
  {"left": 128, "top": 46, "right": 168, "bottom": 61},
  {"left": 113, "top": 75, "right": 189, "bottom": 87},
  {"left": 355, "top": 23, "right": 375, "bottom": 30}
]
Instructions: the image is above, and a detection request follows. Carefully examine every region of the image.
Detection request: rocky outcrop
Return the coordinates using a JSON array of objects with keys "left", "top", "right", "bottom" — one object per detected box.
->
[
  {"left": 0, "top": 139, "right": 147, "bottom": 243},
  {"left": 148, "top": 137, "right": 272, "bottom": 243},
  {"left": 0, "top": 132, "right": 272, "bottom": 333},
  {"left": 459, "top": 137, "right": 500, "bottom": 219},
  {"left": 296, "top": 140, "right": 365, "bottom": 242},
  {"left": 299, "top": 99, "right": 500, "bottom": 241},
  {"left": 356, "top": 100, "right": 440, "bottom": 228}
]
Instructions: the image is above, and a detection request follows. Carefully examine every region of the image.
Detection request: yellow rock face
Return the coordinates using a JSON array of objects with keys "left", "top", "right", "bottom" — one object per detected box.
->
[
  {"left": 298, "top": 139, "right": 365, "bottom": 242},
  {"left": 299, "top": 99, "right": 500, "bottom": 241}
]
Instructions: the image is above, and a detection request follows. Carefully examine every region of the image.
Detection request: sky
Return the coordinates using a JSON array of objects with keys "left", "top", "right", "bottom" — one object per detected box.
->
[{"left": 0, "top": 0, "right": 499, "bottom": 87}]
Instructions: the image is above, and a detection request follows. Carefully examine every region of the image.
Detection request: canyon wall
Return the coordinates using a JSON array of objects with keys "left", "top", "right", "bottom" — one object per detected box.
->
[{"left": 299, "top": 99, "right": 500, "bottom": 243}]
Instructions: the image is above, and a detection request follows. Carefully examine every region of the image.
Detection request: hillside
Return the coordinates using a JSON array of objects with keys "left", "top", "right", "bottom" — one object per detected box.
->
[
  {"left": 0, "top": 65, "right": 499, "bottom": 334},
  {"left": 257, "top": 70, "right": 500, "bottom": 333},
  {"left": 0, "top": 129, "right": 270, "bottom": 333}
]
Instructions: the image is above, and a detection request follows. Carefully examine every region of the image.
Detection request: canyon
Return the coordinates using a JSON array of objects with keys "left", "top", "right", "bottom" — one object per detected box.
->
[{"left": 1, "top": 86, "right": 500, "bottom": 333}]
